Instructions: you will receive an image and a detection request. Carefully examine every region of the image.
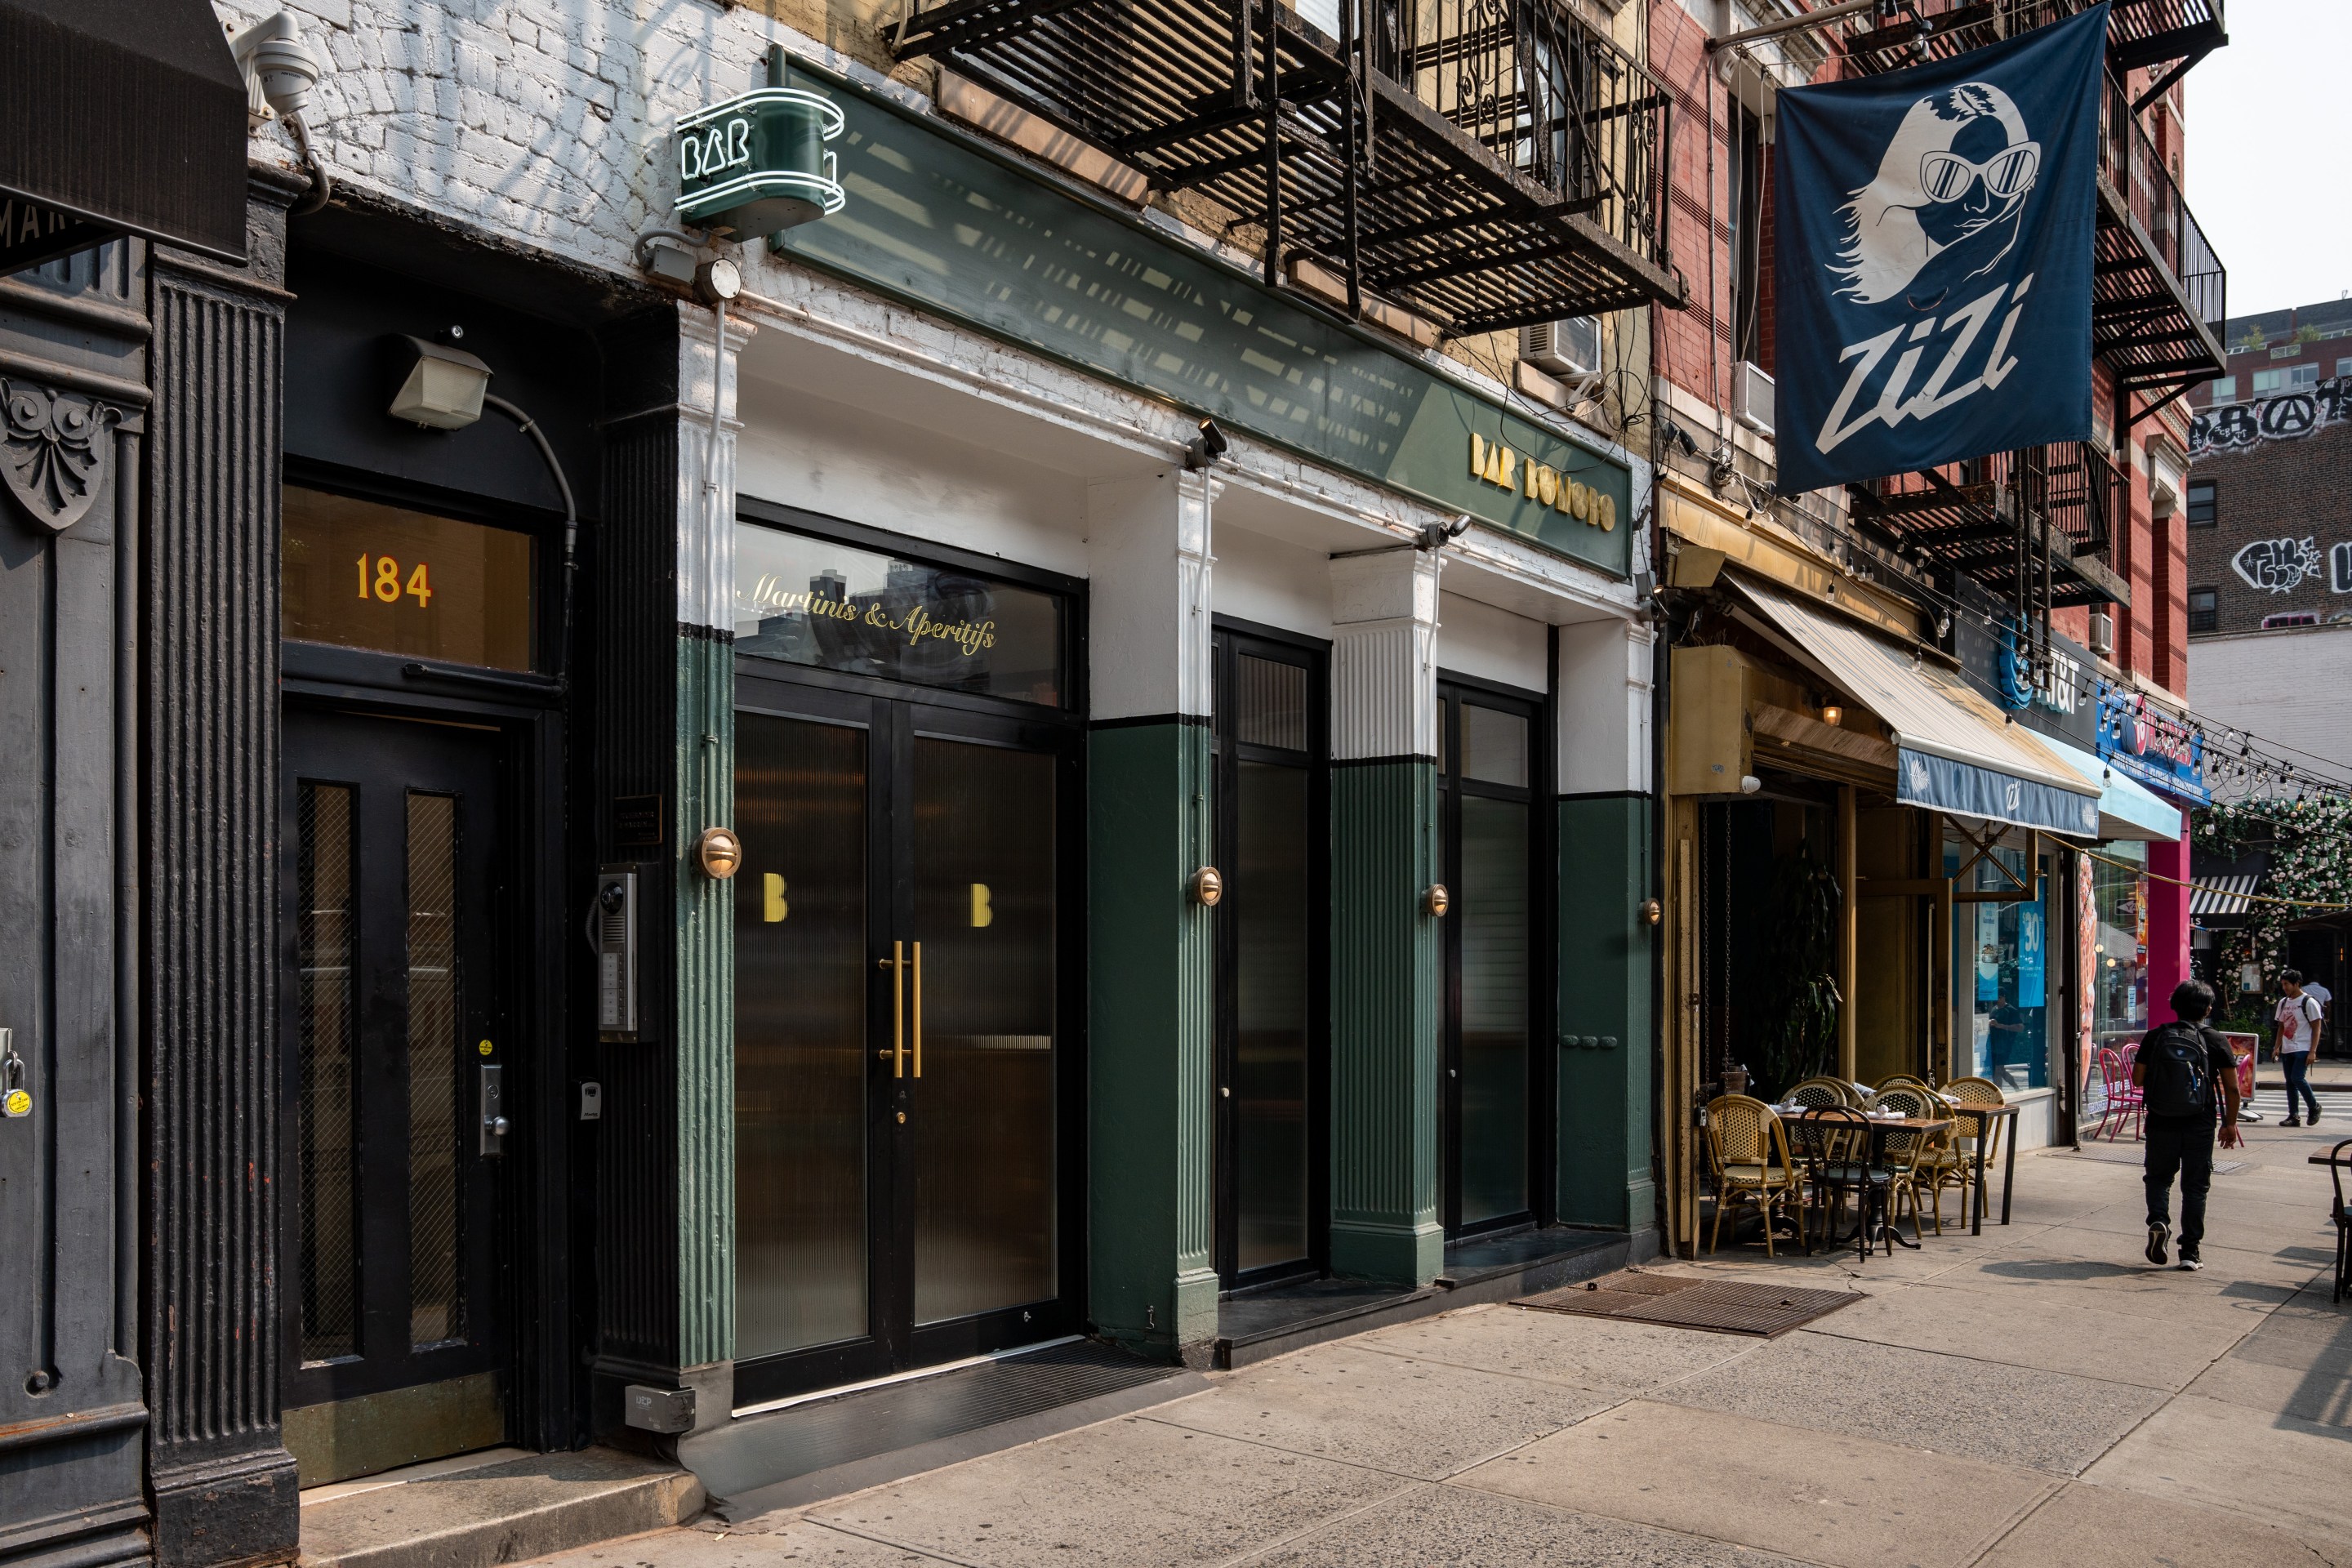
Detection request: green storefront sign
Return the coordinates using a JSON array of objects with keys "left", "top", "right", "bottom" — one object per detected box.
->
[
  {"left": 768, "top": 63, "right": 1633, "bottom": 577},
  {"left": 675, "top": 86, "right": 845, "bottom": 238}
]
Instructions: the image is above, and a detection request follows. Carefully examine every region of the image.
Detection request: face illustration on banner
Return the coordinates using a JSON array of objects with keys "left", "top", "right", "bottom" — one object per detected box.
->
[{"left": 1834, "top": 84, "right": 2039, "bottom": 309}]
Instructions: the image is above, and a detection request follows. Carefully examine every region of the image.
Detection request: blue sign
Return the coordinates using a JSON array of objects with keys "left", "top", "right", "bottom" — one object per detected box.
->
[
  {"left": 1772, "top": 6, "right": 2106, "bottom": 495},
  {"left": 2017, "top": 906, "right": 2047, "bottom": 1009},
  {"left": 2095, "top": 681, "right": 2209, "bottom": 805}
]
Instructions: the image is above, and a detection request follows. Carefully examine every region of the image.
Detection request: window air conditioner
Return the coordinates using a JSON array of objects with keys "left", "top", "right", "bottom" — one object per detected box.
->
[
  {"left": 1733, "top": 360, "right": 1775, "bottom": 439},
  {"left": 2087, "top": 610, "right": 2114, "bottom": 659},
  {"left": 1520, "top": 317, "right": 1600, "bottom": 378}
]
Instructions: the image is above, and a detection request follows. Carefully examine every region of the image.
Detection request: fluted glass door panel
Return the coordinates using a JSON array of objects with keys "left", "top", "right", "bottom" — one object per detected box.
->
[
  {"left": 1457, "top": 795, "right": 1531, "bottom": 1226},
  {"left": 735, "top": 712, "right": 871, "bottom": 1360},
  {"left": 910, "top": 737, "right": 1058, "bottom": 1326},
  {"left": 1235, "top": 760, "right": 1310, "bottom": 1272}
]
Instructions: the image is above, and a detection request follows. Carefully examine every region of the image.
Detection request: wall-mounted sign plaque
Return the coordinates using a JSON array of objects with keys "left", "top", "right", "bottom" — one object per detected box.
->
[{"left": 674, "top": 87, "right": 845, "bottom": 238}]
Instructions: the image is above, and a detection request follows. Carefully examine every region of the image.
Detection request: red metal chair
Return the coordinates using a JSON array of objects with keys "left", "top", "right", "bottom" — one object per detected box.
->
[{"left": 2094, "top": 1047, "right": 2145, "bottom": 1142}]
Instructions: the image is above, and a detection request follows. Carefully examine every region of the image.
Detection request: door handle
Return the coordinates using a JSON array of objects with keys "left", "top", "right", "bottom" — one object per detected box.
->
[
  {"left": 911, "top": 941, "right": 923, "bottom": 1080},
  {"left": 479, "top": 1062, "right": 507, "bottom": 1156},
  {"left": 877, "top": 942, "right": 906, "bottom": 1077}
]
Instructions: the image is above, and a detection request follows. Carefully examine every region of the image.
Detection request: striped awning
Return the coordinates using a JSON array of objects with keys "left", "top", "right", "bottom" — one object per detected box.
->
[{"left": 2189, "top": 874, "right": 2261, "bottom": 918}]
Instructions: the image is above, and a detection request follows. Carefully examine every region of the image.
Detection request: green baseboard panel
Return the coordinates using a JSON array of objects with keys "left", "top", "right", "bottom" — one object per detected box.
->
[
  {"left": 1086, "top": 722, "right": 1216, "bottom": 1358},
  {"left": 1557, "top": 793, "right": 1655, "bottom": 1231}
]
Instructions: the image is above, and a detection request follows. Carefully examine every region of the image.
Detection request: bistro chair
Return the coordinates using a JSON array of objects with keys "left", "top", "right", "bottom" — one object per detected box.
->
[
  {"left": 2092, "top": 1048, "right": 2145, "bottom": 1143},
  {"left": 1875, "top": 1073, "right": 1934, "bottom": 1095},
  {"left": 1788, "top": 1076, "right": 1862, "bottom": 1110},
  {"left": 1866, "top": 1085, "right": 1943, "bottom": 1241},
  {"left": 1927, "top": 1076, "right": 2007, "bottom": 1222},
  {"left": 2328, "top": 1140, "right": 2352, "bottom": 1304},
  {"left": 1704, "top": 1095, "right": 1807, "bottom": 1257},
  {"left": 1785, "top": 1106, "right": 1891, "bottom": 1259}
]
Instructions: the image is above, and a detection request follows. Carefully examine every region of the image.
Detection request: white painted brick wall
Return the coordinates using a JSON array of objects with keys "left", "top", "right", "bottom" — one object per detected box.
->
[{"left": 212, "top": 0, "right": 917, "bottom": 281}]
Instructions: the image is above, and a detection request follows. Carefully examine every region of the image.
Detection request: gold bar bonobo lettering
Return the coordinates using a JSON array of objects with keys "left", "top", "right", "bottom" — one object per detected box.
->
[{"left": 1468, "top": 433, "right": 1615, "bottom": 530}]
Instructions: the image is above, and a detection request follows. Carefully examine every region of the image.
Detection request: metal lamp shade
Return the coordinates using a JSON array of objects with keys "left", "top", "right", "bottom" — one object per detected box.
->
[{"left": 388, "top": 337, "right": 491, "bottom": 430}]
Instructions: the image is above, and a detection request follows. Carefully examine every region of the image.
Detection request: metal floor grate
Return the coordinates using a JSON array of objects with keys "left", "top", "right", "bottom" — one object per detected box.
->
[{"left": 1514, "top": 1271, "right": 1859, "bottom": 1338}]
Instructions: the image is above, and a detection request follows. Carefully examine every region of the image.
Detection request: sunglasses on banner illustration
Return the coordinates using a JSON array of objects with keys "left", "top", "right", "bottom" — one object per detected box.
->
[{"left": 1919, "top": 142, "right": 2041, "bottom": 203}]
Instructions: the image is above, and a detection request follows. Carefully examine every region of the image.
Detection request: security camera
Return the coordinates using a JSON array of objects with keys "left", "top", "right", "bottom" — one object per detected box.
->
[
  {"left": 233, "top": 13, "right": 323, "bottom": 122},
  {"left": 1415, "top": 515, "right": 1471, "bottom": 553}
]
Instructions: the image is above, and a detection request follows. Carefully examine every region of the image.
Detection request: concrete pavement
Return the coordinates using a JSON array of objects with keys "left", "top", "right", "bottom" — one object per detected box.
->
[{"left": 528, "top": 1116, "right": 2352, "bottom": 1568}]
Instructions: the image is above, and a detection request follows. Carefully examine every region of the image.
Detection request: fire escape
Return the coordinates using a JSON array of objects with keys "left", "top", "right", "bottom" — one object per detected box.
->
[
  {"left": 890, "top": 0, "right": 1688, "bottom": 337},
  {"left": 1832, "top": 2, "right": 2228, "bottom": 643}
]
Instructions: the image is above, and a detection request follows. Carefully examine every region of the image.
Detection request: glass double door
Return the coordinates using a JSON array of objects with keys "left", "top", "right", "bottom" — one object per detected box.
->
[
  {"left": 1439, "top": 682, "right": 1542, "bottom": 1236},
  {"left": 280, "top": 708, "right": 513, "bottom": 1484},
  {"left": 734, "top": 675, "right": 1078, "bottom": 1403}
]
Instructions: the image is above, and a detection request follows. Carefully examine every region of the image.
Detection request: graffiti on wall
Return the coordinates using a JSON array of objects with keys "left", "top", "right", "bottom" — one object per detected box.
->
[
  {"left": 2189, "top": 377, "right": 2352, "bottom": 455},
  {"left": 2231, "top": 537, "right": 2325, "bottom": 593}
]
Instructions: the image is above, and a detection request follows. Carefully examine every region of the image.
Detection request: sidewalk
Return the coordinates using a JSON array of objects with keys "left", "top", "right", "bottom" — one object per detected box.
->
[{"left": 528, "top": 1117, "right": 2352, "bottom": 1568}]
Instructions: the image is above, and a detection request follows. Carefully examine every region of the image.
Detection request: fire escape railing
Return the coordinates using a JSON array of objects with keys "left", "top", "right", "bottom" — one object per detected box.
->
[
  {"left": 1852, "top": 441, "right": 2128, "bottom": 613},
  {"left": 1837, "top": 0, "right": 2225, "bottom": 97},
  {"left": 892, "top": 0, "right": 1686, "bottom": 336}
]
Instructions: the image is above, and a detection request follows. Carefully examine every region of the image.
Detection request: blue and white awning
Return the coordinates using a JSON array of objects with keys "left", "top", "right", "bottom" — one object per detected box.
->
[
  {"left": 1734, "top": 577, "right": 2101, "bottom": 838},
  {"left": 2037, "top": 735, "right": 2185, "bottom": 843}
]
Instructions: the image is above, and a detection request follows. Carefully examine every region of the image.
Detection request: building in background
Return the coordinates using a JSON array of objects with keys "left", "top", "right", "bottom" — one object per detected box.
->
[{"left": 1639, "top": 0, "right": 2222, "bottom": 1244}]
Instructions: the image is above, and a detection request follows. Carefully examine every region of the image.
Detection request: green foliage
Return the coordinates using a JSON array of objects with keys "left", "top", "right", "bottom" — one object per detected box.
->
[
  {"left": 2294, "top": 323, "right": 2323, "bottom": 345},
  {"left": 2191, "top": 795, "right": 2352, "bottom": 1018},
  {"left": 1752, "top": 845, "right": 1843, "bottom": 1099},
  {"left": 2238, "top": 325, "right": 2268, "bottom": 352}
]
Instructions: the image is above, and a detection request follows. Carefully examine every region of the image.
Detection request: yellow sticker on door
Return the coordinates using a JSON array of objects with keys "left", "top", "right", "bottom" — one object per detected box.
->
[
  {"left": 763, "top": 872, "right": 787, "bottom": 922},
  {"left": 970, "top": 883, "right": 993, "bottom": 929}
]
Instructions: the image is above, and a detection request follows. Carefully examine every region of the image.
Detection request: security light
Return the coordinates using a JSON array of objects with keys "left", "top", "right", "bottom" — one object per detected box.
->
[
  {"left": 389, "top": 335, "right": 492, "bottom": 430},
  {"left": 1183, "top": 417, "right": 1229, "bottom": 470}
]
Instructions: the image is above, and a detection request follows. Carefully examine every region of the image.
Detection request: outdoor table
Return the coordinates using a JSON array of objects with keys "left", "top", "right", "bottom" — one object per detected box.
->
[
  {"left": 1943, "top": 1100, "right": 2020, "bottom": 1236},
  {"left": 2306, "top": 1150, "right": 2352, "bottom": 1167},
  {"left": 1781, "top": 1109, "right": 1953, "bottom": 1258}
]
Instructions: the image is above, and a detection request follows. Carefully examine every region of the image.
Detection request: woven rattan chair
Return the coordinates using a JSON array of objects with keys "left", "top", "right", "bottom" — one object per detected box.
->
[
  {"left": 1789, "top": 1076, "right": 1863, "bottom": 1110},
  {"left": 1865, "top": 1085, "right": 1943, "bottom": 1240},
  {"left": 1704, "top": 1095, "right": 1807, "bottom": 1257},
  {"left": 1875, "top": 1073, "right": 1934, "bottom": 1095},
  {"left": 1913, "top": 1076, "right": 2006, "bottom": 1232}
]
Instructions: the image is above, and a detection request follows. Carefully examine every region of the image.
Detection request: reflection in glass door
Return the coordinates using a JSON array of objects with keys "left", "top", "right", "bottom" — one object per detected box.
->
[
  {"left": 1211, "top": 629, "right": 1326, "bottom": 1286},
  {"left": 1439, "top": 683, "right": 1544, "bottom": 1236},
  {"left": 733, "top": 679, "right": 1080, "bottom": 1405}
]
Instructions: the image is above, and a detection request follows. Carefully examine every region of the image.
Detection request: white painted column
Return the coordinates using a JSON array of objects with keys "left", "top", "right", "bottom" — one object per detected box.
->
[
  {"left": 1329, "top": 547, "right": 1442, "bottom": 760},
  {"left": 1555, "top": 614, "right": 1655, "bottom": 795},
  {"left": 1086, "top": 466, "right": 1217, "bottom": 719}
]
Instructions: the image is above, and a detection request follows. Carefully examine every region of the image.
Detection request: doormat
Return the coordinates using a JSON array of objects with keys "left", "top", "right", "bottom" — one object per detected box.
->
[{"left": 1513, "top": 1270, "right": 1860, "bottom": 1338}]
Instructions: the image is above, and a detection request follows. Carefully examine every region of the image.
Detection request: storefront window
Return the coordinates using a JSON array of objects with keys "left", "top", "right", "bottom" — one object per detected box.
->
[
  {"left": 2091, "top": 842, "right": 2149, "bottom": 1051},
  {"left": 1944, "top": 835, "right": 2051, "bottom": 1090},
  {"left": 734, "top": 521, "right": 1066, "bottom": 706}
]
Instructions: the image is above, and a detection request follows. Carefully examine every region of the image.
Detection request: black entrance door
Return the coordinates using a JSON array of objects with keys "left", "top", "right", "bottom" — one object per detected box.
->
[
  {"left": 733, "top": 675, "right": 1082, "bottom": 1405},
  {"left": 1438, "top": 680, "right": 1545, "bottom": 1237},
  {"left": 280, "top": 707, "right": 514, "bottom": 1484}
]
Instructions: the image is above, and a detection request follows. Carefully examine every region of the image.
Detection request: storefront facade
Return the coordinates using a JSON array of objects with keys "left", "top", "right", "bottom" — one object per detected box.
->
[{"left": 0, "top": 5, "right": 1675, "bottom": 1561}]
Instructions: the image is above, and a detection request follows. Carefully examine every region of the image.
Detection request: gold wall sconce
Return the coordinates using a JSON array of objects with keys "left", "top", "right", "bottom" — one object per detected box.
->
[
  {"left": 1190, "top": 866, "right": 1223, "bottom": 906},
  {"left": 1639, "top": 898, "right": 1663, "bottom": 926},
  {"left": 695, "top": 826, "right": 742, "bottom": 880},
  {"left": 1424, "top": 884, "right": 1450, "bottom": 918}
]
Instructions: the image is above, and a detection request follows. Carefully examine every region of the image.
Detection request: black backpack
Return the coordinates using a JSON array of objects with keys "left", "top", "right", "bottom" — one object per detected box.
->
[{"left": 2140, "top": 1022, "right": 2214, "bottom": 1118}]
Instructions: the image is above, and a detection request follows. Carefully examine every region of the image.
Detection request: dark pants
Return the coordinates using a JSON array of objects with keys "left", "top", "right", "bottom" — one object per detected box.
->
[
  {"left": 2283, "top": 1050, "right": 2321, "bottom": 1120},
  {"left": 2145, "top": 1114, "right": 2215, "bottom": 1256}
]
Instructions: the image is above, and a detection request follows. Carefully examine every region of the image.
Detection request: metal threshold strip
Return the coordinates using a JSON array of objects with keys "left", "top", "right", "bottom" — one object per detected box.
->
[{"left": 731, "top": 1334, "right": 1083, "bottom": 1419}]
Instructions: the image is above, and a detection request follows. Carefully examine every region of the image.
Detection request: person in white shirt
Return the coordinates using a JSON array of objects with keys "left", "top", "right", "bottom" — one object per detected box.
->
[{"left": 2276, "top": 971, "right": 2323, "bottom": 1126}]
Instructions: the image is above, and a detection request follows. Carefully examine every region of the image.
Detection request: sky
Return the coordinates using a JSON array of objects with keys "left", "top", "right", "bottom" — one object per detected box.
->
[{"left": 2181, "top": 1, "right": 2352, "bottom": 321}]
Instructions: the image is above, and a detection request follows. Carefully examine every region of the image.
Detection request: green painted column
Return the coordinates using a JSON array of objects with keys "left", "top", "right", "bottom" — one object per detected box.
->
[
  {"left": 1086, "top": 721, "right": 1218, "bottom": 1358},
  {"left": 1328, "top": 760, "right": 1443, "bottom": 1283},
  {"left": 675, "top": 630, "right": 736, "bottom": 1372},
  {"left": 1083, "top": 471, "right": 1218, "bottom": 1361},
  {"left": 1325, "top": 550, "right": 1444, "bottom": 1287},
  {"left": 1557, "top": 793, "right": 1655, "bottom": 1230}
]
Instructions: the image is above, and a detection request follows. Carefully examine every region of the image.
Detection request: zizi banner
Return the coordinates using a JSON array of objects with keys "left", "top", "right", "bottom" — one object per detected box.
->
[{"left": 1773, "top": 4, "right": 2107, "bottom": 495}]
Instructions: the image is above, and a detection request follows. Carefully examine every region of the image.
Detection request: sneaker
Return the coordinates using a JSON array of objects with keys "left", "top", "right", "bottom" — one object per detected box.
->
[
  {"left": 2177, "top": 1254, "right": 2204, "bottom": 1271},
  {"left": 2283, "top": 1119, "right": 2303, "bottom": 1128},
  {"left": 2146, "top": 1223, "right": 2171, "bottom": 1267}
]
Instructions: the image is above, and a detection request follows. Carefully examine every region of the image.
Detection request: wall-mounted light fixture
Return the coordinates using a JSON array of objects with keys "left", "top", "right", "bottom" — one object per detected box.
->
[
  {"left": 389, "top": 332, "right": 492, "bottom": 430},
  {"left": 1189, "top": 866, "right": 1223, "bottom": 906},
  {"left": 1423, "top": 884, "right": 1450, "bottom": 918},
  {"left": 1639, "top": 898, "right": 1662, "bottom": 926},
  {"left": 696, "top": 826, "right": 743, "bottom": 880},
  {"left": 1183, "top": 418, "right": 1228, "bottom": 471},
  {"left": 1820, "top": 704, "right": 1843, "bottom": 727}
]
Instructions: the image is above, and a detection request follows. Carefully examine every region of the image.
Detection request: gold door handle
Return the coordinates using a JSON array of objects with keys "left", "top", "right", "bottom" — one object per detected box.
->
[
  {"left": 879, "top": 942, "right": 905, "bottom": 1078},
  {"left": 911, "top": 941, "right": 923, "bottom": 1079}
]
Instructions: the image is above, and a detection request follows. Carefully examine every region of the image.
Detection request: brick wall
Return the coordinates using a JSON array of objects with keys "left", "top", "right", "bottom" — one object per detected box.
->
[
  {"left": 2185, "top": 417, "right": 2352, "bottom": 636},
  {"left": 1648, "top": 0, "right": 1727, "bottom": 408}
]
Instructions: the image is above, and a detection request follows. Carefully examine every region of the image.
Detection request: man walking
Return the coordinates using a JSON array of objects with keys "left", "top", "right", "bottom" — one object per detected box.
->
[
  {"left": 2135, "top": 979, "right": 2243, "bottom": 1272},
  {"left": 2278, "top": 970, "right": 2323, "bottom": 1126}
]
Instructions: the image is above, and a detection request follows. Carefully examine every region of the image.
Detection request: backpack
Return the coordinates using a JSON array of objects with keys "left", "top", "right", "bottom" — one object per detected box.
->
[{"left": 2140, "top": 1022, "right": 2214, "bottom": 1119}]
